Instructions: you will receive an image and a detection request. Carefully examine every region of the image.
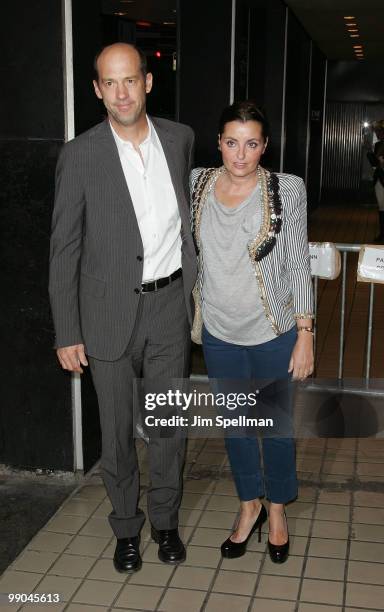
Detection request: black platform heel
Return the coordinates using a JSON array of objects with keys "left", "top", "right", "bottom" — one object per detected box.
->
[
  {"left": 221, "top": 503, "right": 267, "bottom": 559},
  {"left": 268, "top": 510, "right": 289, "bottom": 563}
]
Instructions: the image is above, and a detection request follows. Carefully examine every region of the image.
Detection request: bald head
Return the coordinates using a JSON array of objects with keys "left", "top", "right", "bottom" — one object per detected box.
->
[
  {"left": 92, "top": 42, "right": 153, "bottom": 132},
  {"left": 94, "top": 43, "right": 147, "bottom": 82}
]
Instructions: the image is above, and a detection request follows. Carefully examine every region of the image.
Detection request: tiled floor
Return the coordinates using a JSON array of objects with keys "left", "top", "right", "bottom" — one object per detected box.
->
[
  {"left": 0, "top": 473, "right": 77, "bottom": 573},
  {"left": 1, "top": 437, "right": 384, "bottom": 611}
]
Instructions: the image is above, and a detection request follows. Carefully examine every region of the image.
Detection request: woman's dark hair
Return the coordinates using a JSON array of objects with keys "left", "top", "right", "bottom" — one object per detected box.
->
[{"left": 218, "top": 100, "right": 269, "bottom": 140}]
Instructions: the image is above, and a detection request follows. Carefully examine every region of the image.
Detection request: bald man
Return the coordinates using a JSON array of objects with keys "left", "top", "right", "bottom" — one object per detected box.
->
[{"left": 49, "top": 44, "right": 196, "bottom": 573}]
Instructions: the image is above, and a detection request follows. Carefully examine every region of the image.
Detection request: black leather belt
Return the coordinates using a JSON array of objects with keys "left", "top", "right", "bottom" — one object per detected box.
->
[{"left": 141, "top": 268, "right": 182, "bottom": 293}]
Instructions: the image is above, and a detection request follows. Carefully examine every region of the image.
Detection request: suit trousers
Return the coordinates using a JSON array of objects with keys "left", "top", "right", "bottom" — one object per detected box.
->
[
  {"left": 88, "top": 276, "right": 190, "bottom": 538},
  {"left": 202, "top": 325, "right": 298, "bottom": 504}
]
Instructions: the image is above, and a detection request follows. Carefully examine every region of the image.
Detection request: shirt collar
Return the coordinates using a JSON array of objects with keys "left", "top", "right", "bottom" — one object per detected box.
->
[{"left": 109, "top": 115, "right": 154, "bottom": 149}]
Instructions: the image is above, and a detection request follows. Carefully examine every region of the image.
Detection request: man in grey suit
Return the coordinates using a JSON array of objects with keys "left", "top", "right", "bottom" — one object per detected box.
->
[{"left": 49, "top": 43, "right": 196, "bottom": 573}]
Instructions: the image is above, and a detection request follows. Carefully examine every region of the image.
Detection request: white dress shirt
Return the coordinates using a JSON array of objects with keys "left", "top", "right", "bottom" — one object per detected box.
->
[{"left": 110, "top": 117, "right": 182, "bottom": 282}]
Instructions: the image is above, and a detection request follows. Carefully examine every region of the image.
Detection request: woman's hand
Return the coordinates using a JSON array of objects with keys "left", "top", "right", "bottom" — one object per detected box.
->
[{"left": 288, "top": 332, "right": 314, "bottom": 380}]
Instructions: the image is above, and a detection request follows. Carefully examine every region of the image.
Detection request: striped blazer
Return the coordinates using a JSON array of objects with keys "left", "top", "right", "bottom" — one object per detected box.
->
[{"left": 190, "top": 167, "right": 314, "bottom": 336}]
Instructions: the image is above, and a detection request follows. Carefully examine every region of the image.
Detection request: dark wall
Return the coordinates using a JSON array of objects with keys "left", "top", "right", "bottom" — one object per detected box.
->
[
  {"left": 0, "top": 0, "right": 64, "bottom": 139},
  {"left": 307, "top": 45, "right": 327, "bottom": 209},
  {"left": 73, "top": 0, "right": 104, "bottom": 135},
  {"left": 178, "top": 0, "right": 321, "bottom": 193},
  {"left": 178, "top": 0, "right": 233, "bottom": 165},
  {"left": 260, "top": 0, "right": 287, "bottom": 171},
  {"left": 235, "top": 0, "right": 287, "bottom": 171},
  {"left": 235, "top": 0, "right": 318, "bottom": 186},
  {"left": 327, "top": 61, "right": 384, "bottom": 103},
  {"left": 0, "top": 1, "right": 73, "bottom": 470},
  {"left": 283, "top": 11, "right": 311, "bottom": 179}
]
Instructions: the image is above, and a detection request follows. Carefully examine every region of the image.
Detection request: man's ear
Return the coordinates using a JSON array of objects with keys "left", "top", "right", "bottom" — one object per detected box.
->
[
  {"left": 93, "top": 79, "right": 103, "bottom": 100},
  {"left": 145, "top": 72, "right": 153, "bottom": 94}
]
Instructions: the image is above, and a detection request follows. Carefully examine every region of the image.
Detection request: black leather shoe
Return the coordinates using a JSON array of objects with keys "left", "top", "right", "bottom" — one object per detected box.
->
[
  {"left": 113, "top": 537, "right": 142, "bottom": 573},
  {"left": 268, "top": 538, "right": 289, "bottom": 563},
  {"left": 151, "top": 527, "right": 186, "bottom": 564},
  {"left": 221, "top": 503, "right": 267, "bottom": 559},
  {"left": 268, "top": 511, "right": 289, "bottom": 563}
]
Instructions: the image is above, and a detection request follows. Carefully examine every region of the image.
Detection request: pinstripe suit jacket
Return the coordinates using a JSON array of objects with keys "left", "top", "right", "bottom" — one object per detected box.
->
[
  {"left": 49, "top": 117, "right": 197, "bottom": 360},
  {"left": 191, "top": 168, "right": 314, "bottom": 336}
]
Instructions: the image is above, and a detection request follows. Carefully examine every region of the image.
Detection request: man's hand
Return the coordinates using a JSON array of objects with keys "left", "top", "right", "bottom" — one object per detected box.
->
[
  {"left": 57, "top": 344, "right": 88, "bottom": 373},
  {"left": 288, "top": 333, "right": 314, "bottom": 381}
]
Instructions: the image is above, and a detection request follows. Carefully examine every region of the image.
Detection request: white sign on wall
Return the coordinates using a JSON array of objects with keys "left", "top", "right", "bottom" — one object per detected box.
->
[
  {"left": 357, "top": 245, "right": 384, "bottom": 284},
  {"left": 309, "top": 242, "right": 341, "bottom": 279}
]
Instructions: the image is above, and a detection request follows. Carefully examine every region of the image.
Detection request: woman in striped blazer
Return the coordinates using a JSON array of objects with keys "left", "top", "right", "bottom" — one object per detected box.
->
[{"left": 190, "top": 100, "right": 314, "bottom": 564}]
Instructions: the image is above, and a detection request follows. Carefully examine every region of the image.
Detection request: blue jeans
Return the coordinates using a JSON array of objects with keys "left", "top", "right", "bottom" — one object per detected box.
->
[{"left": 202, "top": 325, "right": 298, "bottom": 503}]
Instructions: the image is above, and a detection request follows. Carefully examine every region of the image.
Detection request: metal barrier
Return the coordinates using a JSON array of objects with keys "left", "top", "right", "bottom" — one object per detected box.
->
[{"left": 313, "top": 243, "right": 376, "bottom": 381}]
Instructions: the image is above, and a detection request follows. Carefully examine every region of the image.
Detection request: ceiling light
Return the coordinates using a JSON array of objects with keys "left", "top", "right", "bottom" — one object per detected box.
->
[
  {"left": 350, "top": 34, "right": 360, "bottom": 38},
  {"left": 163, "top": 21, "right": 176, "bottom": 25},
  {"left": 347, "top": 29, "right": 359, "bottom": 32},
  {"left": 344, "top": 15, "right": 355, "bottom": 19},
  {"left": 114, "top": 11, "right": 127, "bottom": 15},
  {"left": 346, "top": 22, "right": 357, "bottom": 26},
  {"left": 353, "top": 45, "right": 363, "bottom": 48}
]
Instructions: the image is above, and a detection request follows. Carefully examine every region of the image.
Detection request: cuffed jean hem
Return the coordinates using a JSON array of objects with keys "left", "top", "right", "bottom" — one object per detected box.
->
[
  {"left": 264, "top": 476, "right": 298, "bottom": 504},
  {"left": 235, "top": 473, "right": 265, "bottom": 501}
]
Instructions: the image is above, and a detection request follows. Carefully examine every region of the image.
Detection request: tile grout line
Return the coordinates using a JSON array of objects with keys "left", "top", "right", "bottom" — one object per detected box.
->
[
  {"left": 14, "top": 557, "right": 384, "bottom": 581},
  {"left": 153, "top": 438, "right": 216, "bottom": 612},
  {"left": 244, "top": 435, "right": 280, "bottom": 612},
  {"left": 60, "top": 527, "right": 117, "bottom": 610},
  {"left": 196, "top": 441, "right": 239, "bottom": 612},
  {"left": 341, "top": 436, "right": 359, "bottom": 612},
  {"left": 246, "top": 532, "right": 270, "bottom": 610},
  {"left": 293, "top": 437, "right": 328, "bottom": 612}
]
